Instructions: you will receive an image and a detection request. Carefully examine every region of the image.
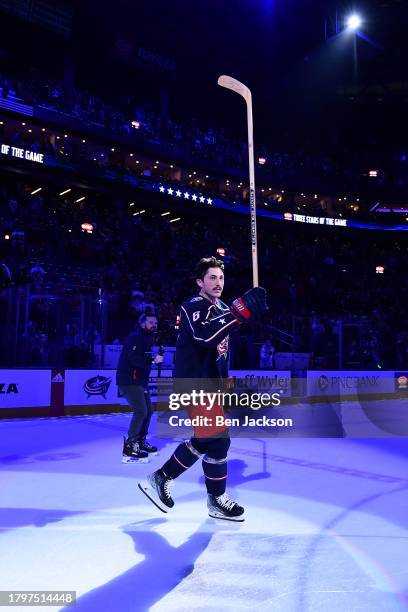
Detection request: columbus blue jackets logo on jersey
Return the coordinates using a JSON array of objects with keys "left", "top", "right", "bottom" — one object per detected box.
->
[
  {"left": 217, "top": 336, "right": 229, "bottom": 360},
  {"left": 84, "top": 375, "right": 112, "bottom": 398}
]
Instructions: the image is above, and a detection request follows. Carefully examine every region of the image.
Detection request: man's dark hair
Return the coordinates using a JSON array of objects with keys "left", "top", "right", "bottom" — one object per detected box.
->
[{"left": 194, "top": 256, "right": 224, "bottom": 281}]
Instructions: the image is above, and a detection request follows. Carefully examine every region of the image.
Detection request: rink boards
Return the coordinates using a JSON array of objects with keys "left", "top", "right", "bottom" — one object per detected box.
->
[{"left": 0, "top": 368, "right": 407, "bottom": 417}]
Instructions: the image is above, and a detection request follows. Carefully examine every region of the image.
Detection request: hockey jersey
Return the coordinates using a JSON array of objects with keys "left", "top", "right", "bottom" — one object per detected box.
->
[{"left": 174, "top": 295, "right": 239, "bottom": 380}]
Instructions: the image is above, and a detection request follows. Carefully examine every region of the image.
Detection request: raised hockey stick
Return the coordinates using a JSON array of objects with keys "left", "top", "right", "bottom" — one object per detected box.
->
[{"left": 217, "top": 75, "right": 259, "bottom": 287}]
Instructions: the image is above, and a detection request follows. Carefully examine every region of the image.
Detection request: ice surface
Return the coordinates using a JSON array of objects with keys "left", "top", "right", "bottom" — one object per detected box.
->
[{"left": 0, "top": 412, "right": 407, "bottom": 611}]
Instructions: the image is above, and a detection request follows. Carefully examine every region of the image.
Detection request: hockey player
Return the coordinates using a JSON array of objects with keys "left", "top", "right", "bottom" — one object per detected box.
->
[
  {"left": 117, "top": 313, "right": 163, "bottom": 463},
  {"left": 139, "top": 257, "right": 267, "bottom": 521}
]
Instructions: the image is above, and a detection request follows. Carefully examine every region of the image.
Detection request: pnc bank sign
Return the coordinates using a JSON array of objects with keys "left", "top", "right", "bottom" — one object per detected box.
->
[
  {"left": 308, "top": 371, "right": 395, "bottom": 397},
  {"left": 318, "top": 374, "right": 380, "bottom": 392}
]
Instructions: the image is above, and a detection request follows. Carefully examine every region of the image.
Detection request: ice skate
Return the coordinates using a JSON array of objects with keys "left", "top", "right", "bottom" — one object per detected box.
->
[
  {"left": 138, "top": 469, "right": 174, "bottom": 513},
  {"left": 139, "top": 437, "right": 158, "bottom": 456},
  {"left": 122, "top": 437, "right": 149, "bottom": 464},
  {"left": 207, "top": 493, "right": 245, "bottom": 522}
]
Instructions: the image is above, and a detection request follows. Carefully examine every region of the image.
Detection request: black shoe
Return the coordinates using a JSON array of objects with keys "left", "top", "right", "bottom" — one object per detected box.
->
[
  {"left": 138, "top": 469, "right": 174, "bottom": 513},
  {"left": 122, "top": 437, "right": 149, "bottom": 464},
  {"left": 139, "top": 437, "right": 158, "bottom": 455},
  {"left": 207, "top": 493, "right": 245, "bottom": 522}
]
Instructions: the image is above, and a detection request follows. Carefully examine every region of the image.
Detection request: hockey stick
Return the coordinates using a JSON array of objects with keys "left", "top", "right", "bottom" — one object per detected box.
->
[{"left": 217, "top": 75, "right": 259, "bottom": 287}]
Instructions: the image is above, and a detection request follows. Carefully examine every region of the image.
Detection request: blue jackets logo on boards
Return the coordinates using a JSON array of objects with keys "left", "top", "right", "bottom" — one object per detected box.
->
[{"left": 84, "top": 375, "right": 112, "bottom": 399}]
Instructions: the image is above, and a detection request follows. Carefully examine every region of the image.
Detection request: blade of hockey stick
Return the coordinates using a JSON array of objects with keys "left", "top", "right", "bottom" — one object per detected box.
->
[{"left": 217, "top": 75, "right": 251, "bottom": 104}]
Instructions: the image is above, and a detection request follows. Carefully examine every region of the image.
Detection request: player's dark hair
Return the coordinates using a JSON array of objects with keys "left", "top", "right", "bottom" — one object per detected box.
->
[{"left": 194, "top": 256, "right": 224, "bottom": 280}]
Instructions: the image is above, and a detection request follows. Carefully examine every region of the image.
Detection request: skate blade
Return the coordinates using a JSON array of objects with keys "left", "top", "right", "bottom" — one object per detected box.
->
[
  {"left": 122, "top": 455, "right": 149, "bottom": 464},
  {"left": 138, "top": 481, "right": 169, "bottom": 513},
  {"left": 208, "top": 511, "right": 245, "bottom": 522}
]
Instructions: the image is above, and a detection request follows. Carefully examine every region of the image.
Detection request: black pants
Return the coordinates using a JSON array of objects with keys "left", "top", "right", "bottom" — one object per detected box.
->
[
  {"left": 119, "top": 385, "right": 153, "bottom": 441},
  {"left": 190, "top": 435, "right": 231, "bottom": 459}
]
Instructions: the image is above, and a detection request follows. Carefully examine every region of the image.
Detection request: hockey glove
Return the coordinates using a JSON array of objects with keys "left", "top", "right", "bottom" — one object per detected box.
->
[{"left": 230, "top": 287, "right": 268, "bottom": 322}]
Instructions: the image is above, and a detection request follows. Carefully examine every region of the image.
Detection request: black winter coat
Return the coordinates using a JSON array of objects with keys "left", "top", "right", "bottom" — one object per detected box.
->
[{"left": 116, "top": 328, "right": 154, "bottom": 387}]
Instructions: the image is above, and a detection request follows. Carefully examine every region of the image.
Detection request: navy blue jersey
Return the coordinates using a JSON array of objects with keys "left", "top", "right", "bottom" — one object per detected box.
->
[{"left": 174, "top": 295, "right": 239, "bottom": 380}]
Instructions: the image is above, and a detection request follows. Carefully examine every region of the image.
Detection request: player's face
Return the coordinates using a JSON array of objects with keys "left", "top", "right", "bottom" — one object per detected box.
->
[{"left": 197, "top": 267, "right": 224, "bottom": 300}]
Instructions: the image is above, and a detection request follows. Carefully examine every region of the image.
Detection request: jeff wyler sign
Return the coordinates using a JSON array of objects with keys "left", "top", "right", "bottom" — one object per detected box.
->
[{"left": 1, "top": 144, "right": 44, "bottom": 164}]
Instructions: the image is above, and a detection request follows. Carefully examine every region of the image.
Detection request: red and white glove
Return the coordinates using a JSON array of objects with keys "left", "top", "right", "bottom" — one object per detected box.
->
[{"left": 230, "top": 287, "right": 268, "bottom": 322}]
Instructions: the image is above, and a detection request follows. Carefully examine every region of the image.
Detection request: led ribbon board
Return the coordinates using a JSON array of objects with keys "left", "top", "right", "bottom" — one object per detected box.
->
[{"left": 0, "top": 143, "right": 44, "bottom": 164}]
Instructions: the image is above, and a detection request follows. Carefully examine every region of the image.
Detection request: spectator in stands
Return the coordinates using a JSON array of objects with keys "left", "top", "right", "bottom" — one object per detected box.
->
[
  {"left": 30, "top": 262, "right": 46, "bottom": 292},
  {"left": 260, "top": 338, "right": 275, "bottom": 368},
  {"left": 131, "top": 290, "right": 146, "bottom": 317}
]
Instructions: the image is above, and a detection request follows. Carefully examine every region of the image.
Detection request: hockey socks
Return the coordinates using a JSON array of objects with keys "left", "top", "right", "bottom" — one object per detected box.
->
[
  {"left": 202, "top": 456, "right": 227, "bottom": 496},
  {"left": 161, "top": 440, "right": 201, "bottom": 479}
]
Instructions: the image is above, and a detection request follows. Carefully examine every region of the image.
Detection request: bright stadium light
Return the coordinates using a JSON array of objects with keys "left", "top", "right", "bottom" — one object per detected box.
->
[{"left": 347, "top": 14, "right": 362, "bottom": 30}]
